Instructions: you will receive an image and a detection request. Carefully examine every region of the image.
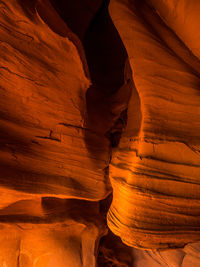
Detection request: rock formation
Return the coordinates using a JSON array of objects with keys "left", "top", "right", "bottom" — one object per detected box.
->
[
  {"left": 108, "top": 0, "right": 200, "bottom": 250},
  {"left": 0, "top": 0, "right": 200, "bottom": 266}
]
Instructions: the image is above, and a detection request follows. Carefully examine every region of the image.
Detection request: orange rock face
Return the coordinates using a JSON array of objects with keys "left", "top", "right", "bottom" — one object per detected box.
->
[
  {"left": 0, "top": 0, "right": 112, "bottom": 202},
  {"left": 108, "top": 0, "right": 200, "bottom": 250},
  {"left": 0, "top": 0, "right": 200, "bottom": 266}
]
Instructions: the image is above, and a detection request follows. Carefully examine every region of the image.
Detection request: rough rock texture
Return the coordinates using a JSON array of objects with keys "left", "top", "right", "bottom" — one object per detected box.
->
[
  {"left": 0, "top": 0, "right": 112, "bottom": 203},
  {"left": 1, "top": 0, "right": 200, "bottom": 266}
]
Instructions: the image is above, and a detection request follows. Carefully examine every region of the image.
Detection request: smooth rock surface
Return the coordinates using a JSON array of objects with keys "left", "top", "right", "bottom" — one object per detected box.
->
[
  {"left": 108, "top": 0, "right": 200, "bottom": 249},
  {"left": 1, "top": 0, "right": 200, "bottom": 266}
]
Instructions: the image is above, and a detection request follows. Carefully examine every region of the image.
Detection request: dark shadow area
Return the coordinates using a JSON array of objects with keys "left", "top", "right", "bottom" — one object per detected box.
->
[
  {"left": 83, "top": 0, "right": 127, "bottom": 95},
  {"left": 0, "top": 195, "right": 113, "bottom": 224},
  {"left": 16, "top": 0, "right": 38, "bottom": 21},
  {"left": 83, "top": 0, "right": 130, "bottom": 154},
  {"left": 49, "top": 0, "right": 103, "bottom": 39},
  {"left": 98, "top": 230, "right": 134, "bottom": 267}
]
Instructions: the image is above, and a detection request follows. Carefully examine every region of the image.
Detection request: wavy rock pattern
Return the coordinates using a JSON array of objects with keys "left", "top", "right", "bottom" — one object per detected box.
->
[
  {"left": 1, "top": 0, "right": 200, "bottom": 266},
  {"left": 108, "top": 0, "right": 200, "bottom": 250},
  {"left": 0, "top": 0, "right": 112, "bottom": 204}
]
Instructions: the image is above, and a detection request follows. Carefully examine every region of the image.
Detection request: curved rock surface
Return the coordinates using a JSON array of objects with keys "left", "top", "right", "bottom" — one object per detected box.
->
[
  {"left": 0, "top": 0, "right": 112, "bottom": 204},
  {"left": 1, "top": 0, "right": 200, "bottom": 266},
  {"left": 108, "top": 0, "right": 200, "bottom": 249}
]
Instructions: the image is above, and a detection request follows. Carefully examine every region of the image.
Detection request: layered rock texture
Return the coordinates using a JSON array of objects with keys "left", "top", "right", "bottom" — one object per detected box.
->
[
  {"left": 108, "top": 0, "right": 200, "bottom": 250},
  {"left": 0, "top": 0, "right": 200, "bottom": 266}
]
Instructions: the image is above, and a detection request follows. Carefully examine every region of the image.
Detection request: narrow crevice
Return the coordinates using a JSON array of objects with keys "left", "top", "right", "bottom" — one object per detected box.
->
[
  {"left": 35, "top": 135, "right": 61, "bottom": 142},
  {"left": 83, "top": 0, "right": 127, "bottom": 94},
  {"left": 97, "top": 230, "right": 134, "bottom": 267},
  {"left": 49, "top": 0, "right": 103, "bottom": 40},
  {"left": 105, "top": 109, "right": 128, "bottom": 148}
]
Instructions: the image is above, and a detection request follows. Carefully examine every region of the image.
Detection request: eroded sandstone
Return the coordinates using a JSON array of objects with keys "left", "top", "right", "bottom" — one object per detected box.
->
[{"left": 1, "top": 0, "right": 200, "bottom": 266}]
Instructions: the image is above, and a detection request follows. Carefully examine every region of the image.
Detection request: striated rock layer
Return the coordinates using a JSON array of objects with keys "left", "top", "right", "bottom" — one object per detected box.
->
[
  {"left": 108, "top": 0, "right": 200, "bottom": 249},
  {"left": 0, "top": 0, "right": 113, "bottom": 205},
  {"left": 0, "top": 0, "right": 128, "bottom": 265},
  {"left": 1, "top": 0, "right": 200, "bottom": 265}
]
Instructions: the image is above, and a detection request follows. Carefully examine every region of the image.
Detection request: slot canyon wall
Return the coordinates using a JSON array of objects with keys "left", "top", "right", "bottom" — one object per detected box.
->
[{"left": 0, "top": 0, "right": 200, "bottom": 266}]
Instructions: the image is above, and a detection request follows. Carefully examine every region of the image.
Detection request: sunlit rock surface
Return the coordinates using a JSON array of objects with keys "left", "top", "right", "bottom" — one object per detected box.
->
[
  {"left": 0, "top": 198, "right": 107, "bottom": 267},
  {"left": 108, "top": 0, "right": 200, "bottom": 249},
  {"left": 0, "top": 0, "right": 200, "bottom": 266}
]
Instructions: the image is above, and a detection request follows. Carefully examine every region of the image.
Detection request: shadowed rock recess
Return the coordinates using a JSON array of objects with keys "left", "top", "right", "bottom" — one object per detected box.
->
[{"left": 0, "top": 0, "right": 200, "bottom": 266}]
